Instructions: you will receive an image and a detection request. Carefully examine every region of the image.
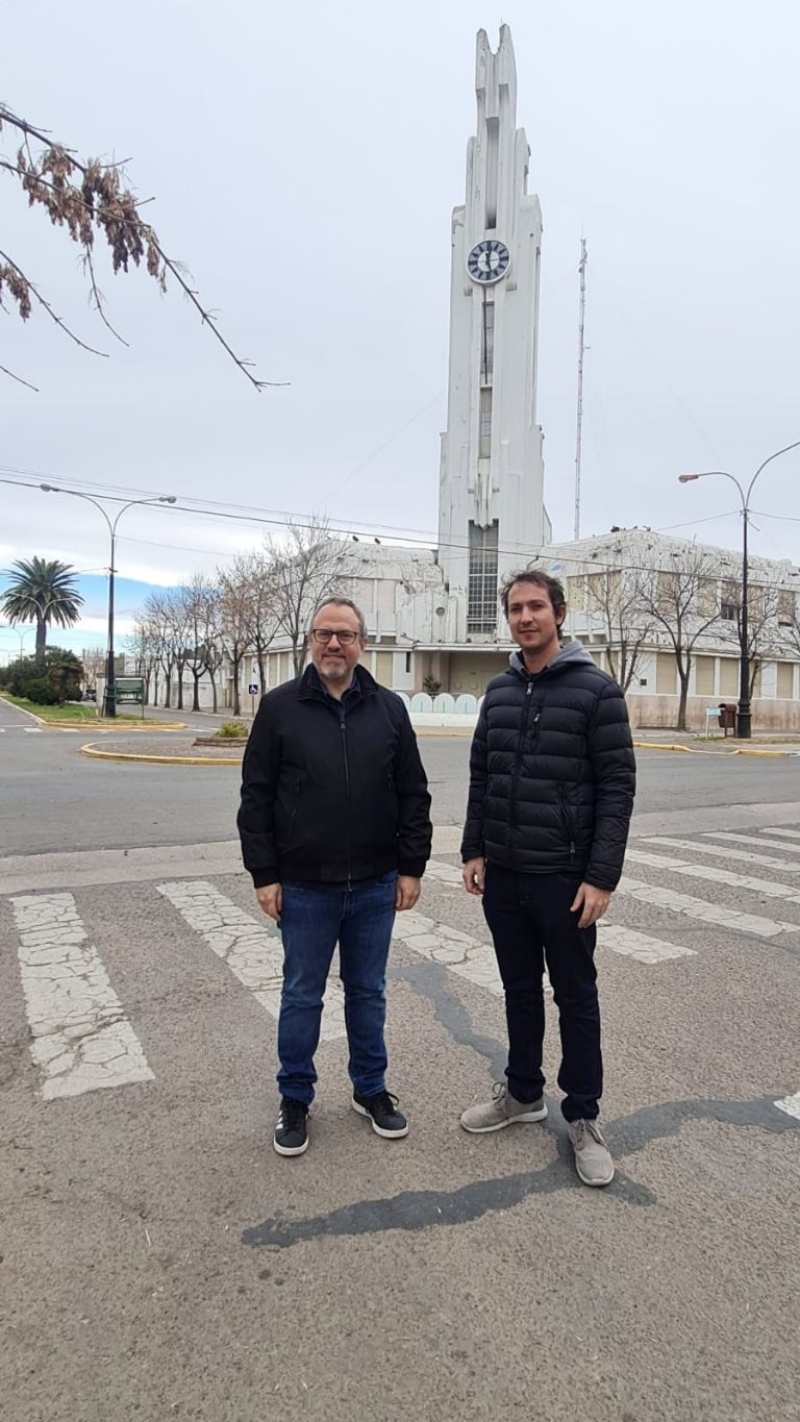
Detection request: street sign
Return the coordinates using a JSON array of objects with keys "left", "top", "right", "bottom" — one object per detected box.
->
[{"left": 248, "top": 683, "right": 259, "bottom": 696}]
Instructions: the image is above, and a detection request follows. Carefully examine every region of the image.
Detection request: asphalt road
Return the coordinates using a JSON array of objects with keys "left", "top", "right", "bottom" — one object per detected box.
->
[
  {"left": 2, "top": 728, "right": 800, "bottom": 855},
  {"left": 1, "top": 724, "right": 799, "bottom": 1421}
]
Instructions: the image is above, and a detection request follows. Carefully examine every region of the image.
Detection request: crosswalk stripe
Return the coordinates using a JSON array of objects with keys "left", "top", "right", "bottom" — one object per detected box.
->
[
  {"left": 10, "top": 892, "right": 153, "bottom": 1100},
  {"left": 762, "top": 827, "right": 800, "bottom": 841},
  {"left": 424, "top": 859, "right": 694, "bottom": 966},
  {"left": 156, "top": 880, "right": 347, "bottom": 1042},
  {"left": 703, "top": 832, "right": 800, "bottom": 856},
  {"left": 619, "top": 875, "right": 795, "bottom": 940},
  {"left": 393, "top": 909, "right": 504, "bottom": 993},
  {"left": 23, "top": 727, "right": 42, "bottom": 733},
  {"left": 774, "top": 1091, "right": 800, "bottom": 1120},
  {"left": 599, "top": 925, "right": 695, "bottom": 963},
  {"left": 643, "top": 836, "right": 800, "bottom": 874},
  {"left": 627, "top": 849, "right": 800, "bottom": 906}
]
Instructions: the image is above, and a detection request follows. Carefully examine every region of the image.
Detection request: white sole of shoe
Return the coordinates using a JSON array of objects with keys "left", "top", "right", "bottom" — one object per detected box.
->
[
  {"left": 351, "top": 1098, "right": 409, "bottom": 1138},
  {"left": 574, "top": 1160, "right": 614, "bottom": 1187},
  {"left": 460, "top": 1103, "right": 549, "bottom": 1133},
  {"left": 273, "top": 1135, "right": 309, "bottom": 1157}
]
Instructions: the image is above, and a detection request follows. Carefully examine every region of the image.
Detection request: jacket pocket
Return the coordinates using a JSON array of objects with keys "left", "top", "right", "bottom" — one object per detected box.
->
[{"left": 557, "top": 785, "right": 577, "bottom": 856}]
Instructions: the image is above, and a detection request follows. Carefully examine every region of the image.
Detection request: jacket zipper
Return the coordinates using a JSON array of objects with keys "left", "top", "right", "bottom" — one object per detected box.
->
[
  {"left": 558, "top": 784, "right": 577, "bottom": 859},
  {"left": 508, "top": 682, "right": 535, "bottom": 862},
  {"left": 340, "top": 719, "right": 353, "bottom": 889}
]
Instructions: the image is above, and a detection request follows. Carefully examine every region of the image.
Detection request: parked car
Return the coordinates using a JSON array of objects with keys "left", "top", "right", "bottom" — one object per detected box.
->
[{"left": 82, "top": 687, "right": 97, "bottom": 702}]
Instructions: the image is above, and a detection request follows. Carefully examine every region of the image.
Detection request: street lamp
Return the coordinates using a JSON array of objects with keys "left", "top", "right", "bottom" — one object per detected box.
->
[
  {"left": 0, "top": 623, "right": 34, "bottom": 659},
  {"left": 40, "top": 485, "right": 177, "bottom": 718},
  {"left": 678, "top": 440, "right": 800, "bottom": 739}
]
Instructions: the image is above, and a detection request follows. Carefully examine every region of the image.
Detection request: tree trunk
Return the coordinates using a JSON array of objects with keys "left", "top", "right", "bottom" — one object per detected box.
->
[
  {"left": 209, "top": 672, "right": 218, "bottom": 715},
  {"left": 676, "top": 665, "right": 690, "bottom": 731},
  {"left": 35, "top": 617, "right": 47, "bottom": 663},
  {"left": 231, "top": 653, "right": 242, "bottom": 718},
  {"left": 192, "top": 673, "right": 200, "bottom": 713}
]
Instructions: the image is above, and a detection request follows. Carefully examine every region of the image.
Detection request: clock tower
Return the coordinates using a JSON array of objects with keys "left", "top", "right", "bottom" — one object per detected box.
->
[{"left": 437, "top": 25, "right": 549, "bottom": 639}]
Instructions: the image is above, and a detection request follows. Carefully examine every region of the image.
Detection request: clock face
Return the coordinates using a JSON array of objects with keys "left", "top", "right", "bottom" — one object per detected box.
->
[{"left": 467, "top": 239, "right": 510, "bottom": 284}]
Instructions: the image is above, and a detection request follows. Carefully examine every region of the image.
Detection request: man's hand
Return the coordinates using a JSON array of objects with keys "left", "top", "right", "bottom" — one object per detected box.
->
[
  {"left": 570, "top": 882, "right": 611, "bottom": 929},
  {"left": 463, "top": 857, "right": 486, "bottom": 896},
  {"left": 256, "top": 883, "right": 282, "bottom": 922},
  {"left": 395, "top": 875, "right": 421, "bottom": 912}
]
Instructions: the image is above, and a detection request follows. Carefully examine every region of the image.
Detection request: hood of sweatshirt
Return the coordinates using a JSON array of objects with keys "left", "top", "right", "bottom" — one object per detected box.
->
[{"left": 508, "top": 639, "right": 596, "bottom": 679}]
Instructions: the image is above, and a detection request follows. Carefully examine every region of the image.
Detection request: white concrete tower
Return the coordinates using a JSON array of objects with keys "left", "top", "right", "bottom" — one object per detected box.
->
[{"left": 438, "top": 26, "right": 549, "bottom": 640}]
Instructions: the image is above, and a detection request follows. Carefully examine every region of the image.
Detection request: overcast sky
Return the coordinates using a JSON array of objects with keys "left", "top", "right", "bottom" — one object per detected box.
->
[{"left": 2, "top": 0, "right": 799, "bottom": 654}]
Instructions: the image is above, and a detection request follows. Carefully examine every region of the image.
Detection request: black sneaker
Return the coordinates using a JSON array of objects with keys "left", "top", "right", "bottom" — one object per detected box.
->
[
  {"left": 273, "top": 1096, "right": 309, "bottom": 1156},
  {"left": 352, "top": 1089, "right": 409, "bottom": 1138}
]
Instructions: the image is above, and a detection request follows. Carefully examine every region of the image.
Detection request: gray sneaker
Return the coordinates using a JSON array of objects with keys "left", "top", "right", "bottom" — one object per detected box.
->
[
  {"left": 460, "top": 1082, "right": 548, "bottom": 1134},
  {"left": 568, "top": 1119, "right": 614, "bottom": 1187}
]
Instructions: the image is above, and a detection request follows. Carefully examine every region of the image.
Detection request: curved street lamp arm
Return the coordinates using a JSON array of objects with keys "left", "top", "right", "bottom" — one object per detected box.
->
[{"left": 746, "top": 440, "right": 800, "bottom": 507}]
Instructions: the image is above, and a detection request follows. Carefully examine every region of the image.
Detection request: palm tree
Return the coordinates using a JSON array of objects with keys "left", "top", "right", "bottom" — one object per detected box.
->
[{"left": 1, "top": 558, "right": 84, "bottom": 661}]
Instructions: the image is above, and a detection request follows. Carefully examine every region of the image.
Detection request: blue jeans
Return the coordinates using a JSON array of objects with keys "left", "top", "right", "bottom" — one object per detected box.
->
[{"left": 277, "top": 873, "right": 397, "bottom": 1105}]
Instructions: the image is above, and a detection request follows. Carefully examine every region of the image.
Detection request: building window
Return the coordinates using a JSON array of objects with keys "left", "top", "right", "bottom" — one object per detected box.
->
[
  {"left": 695, "top": 656, "right": 715, "bottom": 696},
  {"left": 721, "top": 581, "right": 739, "bottom": 621},
  {"left": 655, "top": 652, "right": 676, "bottom": 695},
  {"left": 479, "top": 388, "right": 492, "bottom": 459},
  {"left": 467, "top": 521, "right": 499, "bottom": 633},
  {"left": 778, "top": 589, "right": 796, "bottom": 626},
  {"left": 777, "top": 662, "right": 795, "bottom": 699},
  {"left": 405, "top": 652, "right": 412, "bottom": 674},
  {"left": 719, "top": 658, "right": 739, "bottom": 697},
  {"left": 481, "top": 299, "right": 495, "bottom": 380}
]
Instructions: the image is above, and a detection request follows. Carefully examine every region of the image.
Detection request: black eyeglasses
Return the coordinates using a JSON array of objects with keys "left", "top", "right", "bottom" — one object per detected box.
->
[{"left": 309, "top": 628, "right": 360, "bottom": 645}]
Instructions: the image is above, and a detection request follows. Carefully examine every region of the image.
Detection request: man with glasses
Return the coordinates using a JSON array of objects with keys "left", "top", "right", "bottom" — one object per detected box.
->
[{"left": 238, "top": 598, "right": 432, "bottom": 1157}]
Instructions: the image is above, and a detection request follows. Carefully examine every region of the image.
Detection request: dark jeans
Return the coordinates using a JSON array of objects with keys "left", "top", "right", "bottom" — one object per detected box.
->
[
  {"left": 482, "top": 864, "right": 602, "bottom": 1122},
  {"left": 277, "top": 872, "right": 397, "bottom": 1106}
]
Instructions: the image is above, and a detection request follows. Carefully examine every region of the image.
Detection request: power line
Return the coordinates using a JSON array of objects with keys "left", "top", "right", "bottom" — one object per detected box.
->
[{"left": 2, "top": 472, "right": 795, "bottom": 579}]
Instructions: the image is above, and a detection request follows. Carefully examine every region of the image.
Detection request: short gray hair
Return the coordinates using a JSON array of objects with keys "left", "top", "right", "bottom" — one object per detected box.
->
[{"left": 309, "top": 596, "right": 367, "bottom": 638}]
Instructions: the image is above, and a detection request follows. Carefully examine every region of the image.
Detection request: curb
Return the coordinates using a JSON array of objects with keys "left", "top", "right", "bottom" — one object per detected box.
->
[
  {"left": 80, "top": 743, "right": 241, "bottom": 766},
  {"left": 632, "top": 741, "right": 693, "bottom": 753}
]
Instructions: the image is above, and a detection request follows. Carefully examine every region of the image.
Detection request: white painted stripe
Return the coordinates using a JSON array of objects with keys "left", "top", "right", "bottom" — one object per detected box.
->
[
  {"left": 619, "top": 875, "right": 796, "bottom": 940},
  {"left": 393, "top": 910, "right": 506, "bottom": 994},
  {"left": 10, "top": 892, "right": 153, "bottom": 1100},
  {"left": 156, "top": 880, "right": 347, "bottom": 1041},
  {"left": 643, "top": 836, "right": 800, "bottom": 874},
  {"left": 627, "top": 848, "right": 800, "bottom": 905},
  {"left": 23, "top": 727, "right": 42, "bottom": 734},
  {"left": 424, "top": 860, "right": 464, "bottom": 887},
  {"left": 598, "top": 924, "right": 695, "bottom": 963},
  {"left": 762, "top": 827, "right": 800, "bottom": 841},
  {"left": 423, "top": 860, "right": 694, "bottom": 967},
  {"left": 774, "top": 1091, "right": 800, "bottom": 1120},
  {"left": 705, "top": 831, "right": 800, "bottom": 855}
]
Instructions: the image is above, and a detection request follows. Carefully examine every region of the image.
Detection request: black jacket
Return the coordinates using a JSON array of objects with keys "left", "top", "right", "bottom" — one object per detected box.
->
[
  {"left": 238, "top": 666, "right": 432, "bottom": 888},
  {"left": 461, "top": 643, "right": 636, "bottom": 890}
]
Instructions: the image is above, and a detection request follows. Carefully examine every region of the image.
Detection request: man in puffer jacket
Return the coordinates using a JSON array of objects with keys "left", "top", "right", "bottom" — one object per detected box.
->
[{"left": 460, "top": 569, "right": 635, "bottom": 1187}]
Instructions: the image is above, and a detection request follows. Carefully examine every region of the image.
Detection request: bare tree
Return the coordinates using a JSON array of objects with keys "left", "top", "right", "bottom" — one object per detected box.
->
[
  {"left": 179, "top": 577, "right": 223, "bottom": 713},
  {"left": 218, "top": 565, "right": 256, "bottom": 717},
  {"left": 582, "top": 569, "right": 654, "bottom": 694},
  {"left": 80, "top": 646, "right": 106, "bottom": 689},
  {"left": 717, "top": 575, "right": 787, "bottom": 698},
  {"left": 267, "top": 518, "right": 344, "bottom": 675},
  {"left": 0, "top": 104, "right": 282, "bottom": 391},
  {"left": 634, "top": 549, "right": 723, "bottom": 730}
]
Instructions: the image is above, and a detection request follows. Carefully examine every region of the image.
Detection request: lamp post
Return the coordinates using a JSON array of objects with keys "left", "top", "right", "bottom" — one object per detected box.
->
[
  {"left": 40, "top": 485, "right": 176, "bottom": 718},
  {"left": 678, "top": 440, "right": 800, "bottom": 739},
  {"left": 0, "top": 623, "right": 34, "bottom": 659}
]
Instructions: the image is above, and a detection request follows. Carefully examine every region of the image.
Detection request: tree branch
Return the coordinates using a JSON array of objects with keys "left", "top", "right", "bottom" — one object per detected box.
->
[
  {"left": 0, "top": 249, "right": 109, "bottom": 357},
  {"left": 0, "top": 103, "right": 286, "bottom": 390},
  {"left": 0, "top": 360, "right": 39, "bottom": 391}
]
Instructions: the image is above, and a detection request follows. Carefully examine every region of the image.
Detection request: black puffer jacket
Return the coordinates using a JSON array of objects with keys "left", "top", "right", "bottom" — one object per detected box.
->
[
  {"left": 238, "top": 665, "right": 432, "bottom": 889},
  {"left": 461, "top": 643, "right": 636, "bottom": 890}
]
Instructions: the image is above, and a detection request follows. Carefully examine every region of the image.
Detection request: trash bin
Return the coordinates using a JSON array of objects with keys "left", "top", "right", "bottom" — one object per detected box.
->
[{"left": 717, "top": 703, "right": 736, "bottom": 735}]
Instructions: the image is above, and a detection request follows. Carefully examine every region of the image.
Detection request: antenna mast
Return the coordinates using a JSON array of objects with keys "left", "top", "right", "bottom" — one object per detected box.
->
[{"left": 574, "top": 237, "right": 588, "bottom": 541}]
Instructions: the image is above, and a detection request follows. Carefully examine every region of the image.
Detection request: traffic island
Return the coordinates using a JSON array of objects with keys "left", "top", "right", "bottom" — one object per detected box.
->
[{"left": 80, "top": 733, "right": 244, "bottom": 766}]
